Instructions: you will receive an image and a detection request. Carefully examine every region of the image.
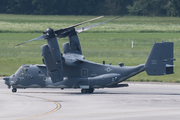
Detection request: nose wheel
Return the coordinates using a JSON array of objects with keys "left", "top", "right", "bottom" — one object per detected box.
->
[
  {"left": 12, "top": 88, "right": 17, "bottom": 93},
  {"left": 81, "top": 88, "right": 94, "bottom": 93}
]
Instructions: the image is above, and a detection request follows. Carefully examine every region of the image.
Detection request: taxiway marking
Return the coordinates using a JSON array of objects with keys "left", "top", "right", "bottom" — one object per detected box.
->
[
  {"left": 15, "top": 96, "right": 61, "bottom": 120},
  {"left": 0, "top": 92, "right": 61, "bottom": 120}
]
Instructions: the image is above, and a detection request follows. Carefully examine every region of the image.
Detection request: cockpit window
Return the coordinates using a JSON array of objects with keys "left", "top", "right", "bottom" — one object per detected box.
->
[{"left": 15, "top": 66, "right": 29, "bottom": 77}]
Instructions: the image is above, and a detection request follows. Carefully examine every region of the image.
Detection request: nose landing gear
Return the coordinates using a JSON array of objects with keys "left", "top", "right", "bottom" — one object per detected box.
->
[{"left": 12, "top": 88, "right": 17, "bottom": 93}]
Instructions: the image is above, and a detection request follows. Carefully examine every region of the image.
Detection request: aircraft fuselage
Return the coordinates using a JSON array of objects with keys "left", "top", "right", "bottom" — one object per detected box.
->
[{"left": 8, "top": 60, "right": 144, "bottom": 89}]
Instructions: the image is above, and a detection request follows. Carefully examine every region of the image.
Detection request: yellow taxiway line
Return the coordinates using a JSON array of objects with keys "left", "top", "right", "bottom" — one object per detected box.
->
[{"left": 0, "top": 92, "right": 61, "bottom": 120}]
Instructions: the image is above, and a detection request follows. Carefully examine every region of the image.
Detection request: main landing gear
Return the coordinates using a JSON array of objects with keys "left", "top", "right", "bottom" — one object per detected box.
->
[
  {"left": 81, "top": 88, "right": 94, "bottom": 93},
  {"left": 12, "top": 88, "right": 17, "bottom": 93}
]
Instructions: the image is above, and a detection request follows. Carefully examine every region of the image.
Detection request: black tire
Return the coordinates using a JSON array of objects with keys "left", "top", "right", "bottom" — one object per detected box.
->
[
  {"left": 81, "top": 88, "right": 94, "bottom": 93},
  {"left": 88, "top": 88, "right": 94, "bottom": 93},
  {"left": 81, "top": 89, "right": 87, "bottom": 93},
  {"left": 12, "top": 88, "right": 17, "bottom": 93}
]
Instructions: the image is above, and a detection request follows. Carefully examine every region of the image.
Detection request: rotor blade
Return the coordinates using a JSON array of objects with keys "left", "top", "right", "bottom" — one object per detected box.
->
[
  {"left": 16, "top": 34, "right": 47, "bottom": 46},
  {"left": 65, "top": 16, "right": 104, "bottom": 29},
  {"left": 76, "top": 16, "right": 122, "bottom": 33},
  {"left": 54, "top": 16, "right": 104, "bottom": 35}
]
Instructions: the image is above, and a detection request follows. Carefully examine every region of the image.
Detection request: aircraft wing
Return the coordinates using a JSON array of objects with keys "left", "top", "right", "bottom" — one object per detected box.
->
[
  {"left": 63, "top": 53, "right": 102, "bottom": 67},
  {"left": 37, "top": 64, "right": 46, "bottom": 67},
  {"left": 62, "top": 53, "right": 86, "bottom": 67}
]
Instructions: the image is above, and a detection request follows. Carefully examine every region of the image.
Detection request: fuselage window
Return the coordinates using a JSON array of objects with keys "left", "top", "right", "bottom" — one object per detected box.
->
[{"left": 38, "top": 70, "right": 44, "bottom": 77}]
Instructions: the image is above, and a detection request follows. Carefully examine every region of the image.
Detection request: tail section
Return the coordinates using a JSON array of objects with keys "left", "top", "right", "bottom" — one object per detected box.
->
[{"left": 145, "top": 42, "right": 175, "bottom": 75}]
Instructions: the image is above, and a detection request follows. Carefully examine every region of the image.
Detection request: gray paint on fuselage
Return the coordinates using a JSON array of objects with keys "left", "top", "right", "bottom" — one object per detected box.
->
[
  {"left": 14, "top": 61, "right": 145, "bottom": 89},
  {"left": 14, "top": 65, "right": 46, "bottom": 88}
]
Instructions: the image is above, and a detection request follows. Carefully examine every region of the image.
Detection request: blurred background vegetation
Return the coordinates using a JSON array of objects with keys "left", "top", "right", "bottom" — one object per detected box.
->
[
  {"left": 1, "top": 0, "right": 180, "bottom": 16},
  {"left": 0, "top": 0, "right": 180, "bottom": 82}
]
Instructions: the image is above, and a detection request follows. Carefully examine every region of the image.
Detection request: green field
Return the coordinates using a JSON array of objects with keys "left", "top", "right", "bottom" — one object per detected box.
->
[
  {"left": 0, "top": 14, "right": 180, "bottom": 82},
  {"left": 1, "top": 14, "right": 180, "bottom": 33}
]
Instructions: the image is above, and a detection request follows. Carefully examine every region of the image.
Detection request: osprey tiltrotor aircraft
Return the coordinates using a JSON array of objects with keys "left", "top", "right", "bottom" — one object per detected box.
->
[{"left": 3, "top": 16, "right": 175, "bottom": 93}]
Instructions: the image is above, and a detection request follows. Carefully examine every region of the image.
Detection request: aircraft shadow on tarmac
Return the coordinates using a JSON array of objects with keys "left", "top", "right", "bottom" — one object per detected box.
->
[{"left": 18, "top": 91, "right": 180, "bottom": 96}]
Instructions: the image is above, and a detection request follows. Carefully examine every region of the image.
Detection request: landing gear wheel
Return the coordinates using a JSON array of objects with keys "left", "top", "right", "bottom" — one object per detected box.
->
[
  {"left": 81, "top": 89, "right": 87, "bottom": 93},
  {"left": 81, "top": 88, "right": 94, "bottom": 94},
  {"left": 12, "top": 88, "right": 17, "bottom": 93},
  {"left": 88, "top": 88, "right": 94, "bottom": 93}
]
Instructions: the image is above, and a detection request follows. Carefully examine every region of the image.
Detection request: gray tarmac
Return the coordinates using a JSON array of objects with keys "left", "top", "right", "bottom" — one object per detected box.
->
[{"left": 0, "top": 78, "right": 180, "bottom": 120}]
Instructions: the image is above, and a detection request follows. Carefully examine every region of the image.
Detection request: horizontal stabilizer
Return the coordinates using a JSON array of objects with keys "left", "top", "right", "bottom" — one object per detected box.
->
[{"left": 145, "top": 42, "right": 175, "bottom": 75}]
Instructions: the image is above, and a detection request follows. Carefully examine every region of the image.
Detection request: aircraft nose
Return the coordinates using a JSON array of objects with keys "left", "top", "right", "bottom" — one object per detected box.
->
[
  {"left": 3, "top": 77, "right": 10, "bottom": 81},
  {"left": 9, "top": 76, "right": 18, "bottom": 85},
  {"left": 3, "top": 76, "right": 11, "bottom": 88}
]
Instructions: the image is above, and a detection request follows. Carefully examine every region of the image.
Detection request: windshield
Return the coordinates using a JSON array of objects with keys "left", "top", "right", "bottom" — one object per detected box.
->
[{"left": 15, "top": 66, "right": 29, "bottom": 77}]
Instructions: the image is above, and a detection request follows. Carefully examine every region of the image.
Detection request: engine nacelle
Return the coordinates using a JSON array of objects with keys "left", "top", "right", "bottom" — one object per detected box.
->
[
  {"left": 40, "top": 28, "right": 64, "bottom": 83},
  {"left": 41, "top": 44, "right": 63, "bottom": 83}
]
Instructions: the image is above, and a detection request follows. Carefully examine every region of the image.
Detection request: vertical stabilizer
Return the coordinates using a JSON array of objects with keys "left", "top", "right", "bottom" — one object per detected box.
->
[{"left": 145, "top": 42, "right": 175, "bottom": 75}]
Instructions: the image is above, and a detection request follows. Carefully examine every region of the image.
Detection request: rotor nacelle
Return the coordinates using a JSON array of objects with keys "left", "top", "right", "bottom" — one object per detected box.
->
[{"left": 43, "top": 28, "right": 55, "bottom": 38}]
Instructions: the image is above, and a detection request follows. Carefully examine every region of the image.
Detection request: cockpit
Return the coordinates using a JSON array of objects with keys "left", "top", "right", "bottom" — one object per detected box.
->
[{"left": 15, "top": 66, "right": 29, "bottom": 77}]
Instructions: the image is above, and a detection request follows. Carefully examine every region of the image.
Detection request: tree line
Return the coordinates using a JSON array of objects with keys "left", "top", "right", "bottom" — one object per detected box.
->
[{"left": 0, "top": 0, "right": 180, "bottom": 16}]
